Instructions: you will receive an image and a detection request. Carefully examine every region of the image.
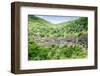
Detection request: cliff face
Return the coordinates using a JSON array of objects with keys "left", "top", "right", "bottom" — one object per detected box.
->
[{"left": 33, "top": 33, "right": 87, "bottom": 49}]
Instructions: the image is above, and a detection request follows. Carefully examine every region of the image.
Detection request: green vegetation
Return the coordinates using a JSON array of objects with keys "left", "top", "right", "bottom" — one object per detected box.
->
[{"left": 28, "top": 15, "right": 88, "bottom": 60}]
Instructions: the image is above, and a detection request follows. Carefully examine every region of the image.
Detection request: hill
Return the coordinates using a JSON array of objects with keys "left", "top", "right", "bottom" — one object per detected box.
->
[{"left": 28, "top": 15, "right": 88, "bottom": 60}]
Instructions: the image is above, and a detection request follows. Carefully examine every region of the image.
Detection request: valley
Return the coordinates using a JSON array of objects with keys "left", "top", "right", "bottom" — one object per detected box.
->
[{"left": 28, "top": 15, "right": 88, "bottom": 60}]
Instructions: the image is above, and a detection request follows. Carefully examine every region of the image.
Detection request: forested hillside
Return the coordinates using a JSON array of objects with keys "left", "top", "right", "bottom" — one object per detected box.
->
[{"left": 28, "top": 15, "right": 88, "bottom": 60}]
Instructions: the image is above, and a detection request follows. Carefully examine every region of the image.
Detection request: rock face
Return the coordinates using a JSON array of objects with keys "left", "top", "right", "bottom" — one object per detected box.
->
[
  {"left": 78, "top": 33, "right": 88, "bottom": 49},
  {"left": 33, "top": 33, "right": 87, "bottom": 48}
]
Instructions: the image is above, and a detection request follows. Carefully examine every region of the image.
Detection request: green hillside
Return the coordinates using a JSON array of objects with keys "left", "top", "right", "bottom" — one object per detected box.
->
[{"left": 28, "top": 15, "right": 88, "bottom": 60}]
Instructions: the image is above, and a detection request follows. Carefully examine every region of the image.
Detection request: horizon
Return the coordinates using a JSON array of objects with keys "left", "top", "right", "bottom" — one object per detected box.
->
[{"left": 36, "top": 15, "right": 80, "bottom": 24}]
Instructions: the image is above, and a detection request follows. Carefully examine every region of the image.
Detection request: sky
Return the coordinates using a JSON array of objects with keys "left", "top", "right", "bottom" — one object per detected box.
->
[{"left": 37, "top": 15, "right": 80, "bottom": 24}]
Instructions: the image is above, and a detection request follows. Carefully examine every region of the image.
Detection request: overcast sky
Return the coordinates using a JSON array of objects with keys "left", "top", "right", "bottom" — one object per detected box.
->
[{"left": 36, "top": 15, "right": 80, "bottom": 24}]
